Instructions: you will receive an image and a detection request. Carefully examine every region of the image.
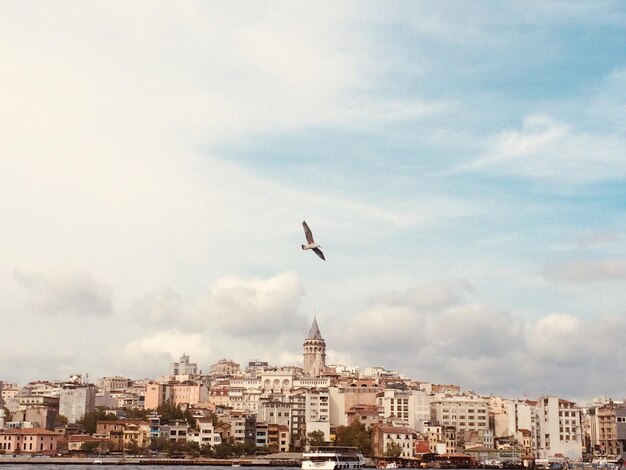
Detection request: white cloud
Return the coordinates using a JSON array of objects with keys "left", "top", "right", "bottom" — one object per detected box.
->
[
  {"left": 461, "top": 113, "right": 626, "bottom": 183},
  {"left": 543, "top": 258, "right": 626, "bottom": 283},
  {"left": 13, "top": 270, "right": 113, "bottom": 316},
  {"left": 332, "top": 283, "right": 625, "bottom": 398}
]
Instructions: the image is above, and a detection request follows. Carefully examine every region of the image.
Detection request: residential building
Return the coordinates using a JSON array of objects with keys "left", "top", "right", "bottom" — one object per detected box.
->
[
  {"left": 329, "top": 381, "right": 382, "bottom": 428},
  {"left": 162, "top": 420, "right": 189, "bottom": 443},
  {"left": 371, "top": 425, "right": 417, "bottom": 458},
  {"left": 59, "top": 383, "right": 96, "bottom": 423},
  {"left": 169, "top": 354, "right": 198, "bottom": 377},
  {"left": 616, "top": 406, "right": 626, "bottom": 461},
  {"left": 144, "top": 382, "right": 172, "bottom": 410},
  {"left": 209, "top": 359, "right": 241, "bottom": 378},
  {"left": 188, "top": 420, "right": 222, "bottom": 448},
  {"left": 15, "top": 395, "right": 59, "bottom": 430},
  {"left": 96, "top": 419, "right": 150, "bottom": 450},
  {"left": 171, "top": 382, "right": 207, "bottom": 407},
  {"left": 96, "top": 376, "right": 131, "bottom": 392},
  {"left": 305, "top": 388, "right": 330, "bottom": 441},
  {"left": 535, "top": 396, "right": 582, "bottom": 460},
  {"left": 430, "top": 393, "right": 490, "bottom": 433},
  {"left": 67, "top": 434, "right": 109, "bottom": 452},
  {"left": 378, "top": 388, "right": 431, "bottom": 433}
]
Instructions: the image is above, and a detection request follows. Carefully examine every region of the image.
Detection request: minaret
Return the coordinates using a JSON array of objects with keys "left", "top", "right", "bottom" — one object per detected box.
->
[{"left": 303, "top": 316, "right": 326, "bottom": 377}]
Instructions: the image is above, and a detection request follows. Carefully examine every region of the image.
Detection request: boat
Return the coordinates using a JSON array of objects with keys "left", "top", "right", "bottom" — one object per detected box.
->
[
  {"left": 385, "top": 462, "right": 399, "bottom": 469},
  {"left": 302, "top": 446, "right": 366, "bottom": 470}
]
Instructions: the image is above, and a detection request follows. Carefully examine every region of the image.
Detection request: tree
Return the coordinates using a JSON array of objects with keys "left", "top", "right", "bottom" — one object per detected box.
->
[
  {"left": 385, "top": 441, "right": 403, "bottom": 458},
  {"left": 307, "top": 430, "right": 326, "bottom": 448},
  {"left": 150, "top": 436, "right": 170, "bottom": 455},
  {"left": 80, "top": 441, "right": 101, "bottom": 453},
  {"left": 334, "top": 422, "right": 372, "bottom": 456},
  {"left": 55, "top": 414, "right": 69, "bottom": 427},
  {"left": 78, "top": 409, "right": 117, "bottom": 434}
]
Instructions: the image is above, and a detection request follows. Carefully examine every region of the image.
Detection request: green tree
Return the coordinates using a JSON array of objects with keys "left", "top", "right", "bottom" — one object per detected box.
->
[
  {"left": 78, "top": 409, "right": 117, "bottom": 434},
  {"left": 55, "top": 414, "right": 69, "bottom": 427},
  {"left": 80, "top": 441, "right": 100, "bottom": 453},
  {"left": 384, "top": 441, "right": 403, "bottom": 458},
  {"left": 307, "top": 430, "right": 326, "bottom": 447},
  {"left": 150, "top": 436, "right": 170, "bottom": 454},
  {"left": 334, "top": 422, "right": 372, "bottom": 456}
]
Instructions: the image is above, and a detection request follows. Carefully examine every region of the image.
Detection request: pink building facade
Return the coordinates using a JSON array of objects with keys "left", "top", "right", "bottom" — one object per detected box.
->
[{"left": 0, "top": 428, "right": 58, "bottom": 453}]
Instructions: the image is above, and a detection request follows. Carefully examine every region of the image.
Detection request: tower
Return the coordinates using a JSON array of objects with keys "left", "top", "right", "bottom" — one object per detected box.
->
[{"left": 303, "top": 316, "right": 326, "bottom": 377}]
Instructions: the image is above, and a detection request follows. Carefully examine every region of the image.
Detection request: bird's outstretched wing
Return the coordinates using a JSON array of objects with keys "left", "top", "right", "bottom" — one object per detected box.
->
[
  {"left": 302, "top": 220, "right": 315, "bottom": 244},
  {"left": 312, "top": 247, "right": 325, "bottom": 261}
]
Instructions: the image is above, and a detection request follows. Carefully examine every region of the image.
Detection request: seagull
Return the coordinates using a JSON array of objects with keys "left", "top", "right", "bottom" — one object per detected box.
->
[{"left": 301, "top": 220, "right": 325, "bottom": 260}]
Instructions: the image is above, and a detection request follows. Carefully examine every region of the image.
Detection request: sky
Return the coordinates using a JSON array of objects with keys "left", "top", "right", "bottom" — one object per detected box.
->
[{"left": 1, "top": 1, "right": 625, "bottom": 403}]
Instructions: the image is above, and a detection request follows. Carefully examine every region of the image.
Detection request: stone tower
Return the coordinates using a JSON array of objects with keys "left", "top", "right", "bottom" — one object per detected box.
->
[{"left": 303, "top": 316, "right": 326, "bottom": 377}]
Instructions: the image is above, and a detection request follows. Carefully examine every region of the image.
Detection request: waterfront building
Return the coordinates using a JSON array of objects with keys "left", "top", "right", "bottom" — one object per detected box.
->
[
  {"left": 96, "top": 419, "right": 150, "bottom": 450},
  {"left": 534, "top": 396, "right": 582, "bottom": 460},
  {"left": 490, "top": 397, "right": 535, "bottom": 453},
  {"left": 188, "top": 420, "right": 222, "bottom": 447},
  {"left": 430, "top": 393, "right": 490, "bottom": 434},
  {"left": 0, "top": 427, "right": 58, "bottom": 453},
  {"left": 587, "top": 402, "right": 626, "bottom": 458},
  {"left": 372, "top": 425, "right": 418, "bottom": 458}
]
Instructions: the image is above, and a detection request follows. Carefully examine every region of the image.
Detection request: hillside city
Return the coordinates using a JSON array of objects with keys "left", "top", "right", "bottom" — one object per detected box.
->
[{"left": 1, "top": 318, "right": 625, "bottom": 466}]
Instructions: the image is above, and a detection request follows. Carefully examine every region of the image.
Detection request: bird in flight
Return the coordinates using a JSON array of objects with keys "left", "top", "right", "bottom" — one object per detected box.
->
[{"left": 301, "top": 221, "right": 325, "bottom": 260}]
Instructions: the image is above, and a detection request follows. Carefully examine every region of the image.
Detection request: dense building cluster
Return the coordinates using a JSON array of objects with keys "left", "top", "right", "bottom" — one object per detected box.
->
[{"left": 1, "top": 318, "right": 625, "bottom": 463}]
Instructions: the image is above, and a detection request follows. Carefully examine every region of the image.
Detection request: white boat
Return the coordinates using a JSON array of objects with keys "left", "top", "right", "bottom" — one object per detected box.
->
[{"left": 302, "top": 446, "right": 366, "bottom": 470}]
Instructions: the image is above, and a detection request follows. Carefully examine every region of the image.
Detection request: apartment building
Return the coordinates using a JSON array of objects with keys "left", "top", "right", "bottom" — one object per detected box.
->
[
  {"left": 328, "top": 381, "right": 382, "bottom": 428},
  {"left": 535, "top": 396, "right": 582, "bottom": 460},
  {"left": 59, "top": 383, "right": 96, "bottom": 423},
  {"left": 209, "top": 359, "right": 241, "bottom": 378},
  {"left": 97, "top": 376, "right": 131, "bottom": 392},
  {"left": 305, "top": 388, "right": 330, "bottom": 441},
  {"left": 188, "top": 420, "right": 222, "bottom": 447},
  {"left": 430, "top": 393, "right": 490, "bottom": 433},
  {"left": 588, "top": 402, "right": 626, "bottom": 458},
  {"left": 16, "top": 395, "right": 59, "bottom": 430},
  {"left": 616, "top": 406, "right": 626, "bottom": 460},
  {"left": 491, "top": 397, "right": 535, "bottom": 452},
  {"left": 371, "top": 425, "right": 417, "bottom": 458},
  {"left": 169, "top": 354, "right": 198, "bottom": 377},
  {"left": 377, "top": 388, "right": 431, "bottom": 433}
]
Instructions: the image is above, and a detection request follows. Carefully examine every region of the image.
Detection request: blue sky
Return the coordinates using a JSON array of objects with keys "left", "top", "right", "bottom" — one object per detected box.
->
[{"left": 1, "top": 1, "right": 625, "bottom": 402}]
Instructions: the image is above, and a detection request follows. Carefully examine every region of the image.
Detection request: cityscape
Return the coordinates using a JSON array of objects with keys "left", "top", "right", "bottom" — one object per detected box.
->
[
  {"left": 1, "top": 317, "right": 625, "bottom": 466},
  {"left": 2, "top": 2, "right": 626, "bottom": 468}
]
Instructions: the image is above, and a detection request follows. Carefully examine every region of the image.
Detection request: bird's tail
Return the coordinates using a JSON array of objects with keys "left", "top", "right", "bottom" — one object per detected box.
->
[{"left": 301, "top": 244, "right": 306, "bottom": 250}]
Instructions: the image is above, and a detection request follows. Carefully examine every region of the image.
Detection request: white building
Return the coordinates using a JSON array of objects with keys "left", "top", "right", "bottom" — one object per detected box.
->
[
  {"left": 59, "top": 383, "right": 96, "bottom": 423},
  {"left": 535, "top": 396, "right": 582, "bottom": 460},
  {"left": 430, "top": 393, "right": 490, "bottom": 433},
  {"left": 378, "top": 388, "right": 431, "bottom": 433},
  {"left": 305, "top": 389, "right": 330, "bottom": 441},
  {"left": 169, "top": 354, "right": 198, "bottom": 377},
  {"left": 188, "top": 420, "right": 221, "bottom": 447}
]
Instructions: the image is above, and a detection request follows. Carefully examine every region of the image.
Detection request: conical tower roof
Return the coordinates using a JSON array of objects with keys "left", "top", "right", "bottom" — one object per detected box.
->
[{"left": 307, "top": 316, "right": 323, "bottom": 340}]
